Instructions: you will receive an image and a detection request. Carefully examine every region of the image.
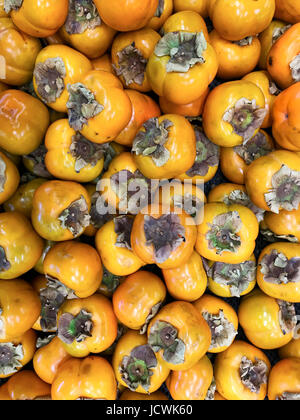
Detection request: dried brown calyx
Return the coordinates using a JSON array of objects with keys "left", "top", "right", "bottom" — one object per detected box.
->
[
  {"left": 0, "top": 343, "right": 23, "bottom": 376},
  {"left": 58, "top": 195, "right": 90, "bottom": 237},
  {"left": 0, "top": 246, "right": 10, "bottom": 273},
  {"left": 132, "top": 118, "right": 173, "bottom": 167},
  {"left": 90, "top": 192, "right": 115, "bottom": 229},
  {"left": 120, "top": 345, "right": 158, "bottom": 393},
  {"left": 140, "top": 302, "right": 163, "bottom": 335},
  {"left": 155, "top": 31, "right": 207, "bottom": 73},
  {"left": 265, "top": 165, "right": 300, "bottom": 214},
  {"left": 24, "top": 145, "right": 52, "bottom": 178},
  {"left": 260, "top": 228, "right": 298, "bottom": 244},
  {"left": 186, "top": 127, "right": 220, "bottom": 177},
  {"left": 232, "top": 37, "right": 253, "bottom": 46},
  {"left": 202, "top": 310, "right": 238, "bottom": 351},
  {"left": 206, "top": 211, "right": 242, "bottom": 255},
  {"left": 65, "top": 0, "right": 101, "bottom": 35},
  {"left": 223, "top": 189, "right": 265, "bottom": 223},
  {"left": 36, "top": 334, "right": 56, "bottom": 349},
  {"left": 3, "top": 0, "right": 23, "bottom": 13},
  {"left": 233, "top": 131, "right": 273, "bottom": 165},
  {"left": 290, "top": 55, "right": 300, "bottom": 83},
  {"left": 205, "top": 379, "right": 216, "bottom": 401},
  {"left": 67, "top": 83, "right": 104, "bottom": 131},
  {"left": 114, "top": 215, "right": 134, "bottom": 251},
  {"left": 209, "top": 260, "right": 256, "bottom": 298},
  {"left": 260, "top": 250, "right": 300, "bottom": 285},
  {"left": 223, "top": 98, "right": 267, "bottom": 144},
  {"left": 34, "top": 57, "right": 66, "bottom": 104},
  {"left": 240, "top": 357, "right": 268, "bottom": 394},
  {"left": 114, "top": 43, "right": 147, "bottom": 87},
  {"left": 277, "top": 392, "right": 300, "bottom": 401},
  {"left": 0, "top": 157, "right": 6, "bottom": 193},
  {"left": 58, "top": 309, "right": 93, "bottom": 344},
  {"left": 100, "top": 267, "right": 122, "bottom": 294},
  {"left": 272, "top": 25, "right": 292, "bottom": 44},
  {"left": 154, "top": 0, "right": 164, "bottom": 17},
  {"left": 148, "top": 320, "right": 186, "bottom": 365},
  {"left": 70, "top": 133, "right": 107, "bottom": 172},
  {"left": 144, "top": 213, "right": 186, "bottom": 264},
  {"left": 277, "top": 300, "right": 297, "bottom": 335},
  {"left": 269, "top": 79, "right": 281, "bottom": 96},
  {"left": 173, "top": 193, "right": 203, "bottom": 218}
]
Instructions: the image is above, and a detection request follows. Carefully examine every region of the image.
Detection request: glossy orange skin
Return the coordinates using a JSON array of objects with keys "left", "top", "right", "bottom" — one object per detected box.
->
[
  {"left": 31, "top": 180, "right": 91, "bottom": 242},
  {"left": 159, "top": 87, "right": 209, "bottom": 117},
  {"left": 162, "top": 251, "right": 207, "bottom": 302},
  {"left": 203, "top": 80, "right": 266, "bottom": 147},
  {"left": 0, "top": 212, "right": 43, "bottom": 279},
  {"left": 268, "top": 358, "right": 300, "bottom": 400},
  {"left": 112, "top": 29, "right": 161, "bottom": 92},
  {"left": 131, "top": 205, "right": 197, "bottom": 270},
  {"left": 214, "top": 392, "right": 227, "bottom": 400},
  {"left": 147, "top": 38, "right": 218, "bottom": 105},
  {"left": 194, "top": 294, "right": 239, "bottom": 353},
  {"left": 45, "top": 119, "right": 104, "bottom": 182},
  {"left": 220, "top": 130, "right": 274, "bottom": 185},
  {"left": 146, "top": 0, "right": 173, "bottom": 31},
  {"left": 210, "top": 30, "right": 261, "bottom": 81},
  {"left": 57, "top": 293, "right": 118, "bottom": 358},
  {"left": 52, "top": 356, "right": 117, "bottom": 400},
  {"left": 112, "top": 330, "right": 170, "bottom": 394},
  {"left": 5, "top": 370, "right": 51, "bottom": 400},
  {"left": 31, "top": 275, "right": 56, "bottom": 332},
  {"left": 0, "top": 382, "right": 11, "bottom": 400},
  {"left": 60, "top": 21, "right": 116, "bottom": 60},
  {"left": 0, "top": 151, "right": 19, "bottom": 205},
  {"left": 161, "top": 10, "right": 209, "bottom": 40},
  {"left": 33, "top": 336, "right": 72, "bottom": 384},
  {"left": 0, "top": 17, "right": 41, "bottom": 86},
  {"left": 0, "top": 89, "right": 49, "bottom": 156},
  {"left": 3, "top": 178, "right": 46, "bottom": 218},
  {"left": 0, "top": 278, "right": 41, "bottom": 341},
  {"left": 245, "top": 150, "right": 300, "bottom": 212},
  {"left": 196, "top": 203, "right": 259, "bottom": 264},
  {"left": 33, "top": 45, "right": 92, "bottom": 113},
  {"left": 278, "top": 338, "right": 300, "bottom": 360},
  {"left": 113, "top": 271, "right": 166, "bottom": 330},
  {"left": 275, "top": 0, "right": 300, "bottom": 24},
  {"left": 239, "top": 289, "right": 294, "bottom": 350},
  {"left": 272, "top": 83, "right": 300, "bottom": 150},
  {"left": 94, "top": 0, "right": 159, "bottom": 32},
  {"left": 0, "top": 329, "right": 36, "bottom": 378},
  {"left": 92, "top": 54, "right": 114, "bottom": 73},
  {"left": 147, "top": 301, "right": 211, "bottom": 371},
  {"left": 258, "top": 19, "right": 289, "bottom": 70},
  {"left": 215, "top": 340, "right": 271, "bottom": 400},
  {"left": 44, "top": 241, "right": 103, "bottom": 299},
  {"left": 167, "top": 355, "right": 213, "bottom": 400},
  {"left": 173, "top": 0, "right": 208, "bottom": 17},
  {"left": 267, "top": 23, "right": 300, "bottom": 90},
  {"left": 133, "top": 114, "right": 196, "bottom": 179},
  {"left": 115, "top": 90, "right": 161, "bottom": 147},
  {"left": 209, "top": 0, "right": 275, "bottom": 42},
  {"left": 120, "top": 389, "right": 169, "bottom": 400},
  {"left": 95, "top": 218, "right": 145, "bottom": 276},
  {"left": 10, "top": 0, "right": 69, "bottom": 38},
  {"left": 257, "top": 242, "right": 300, "bottom": 302},
  {"left": 262, "top": 207, "right": 300, "bottom": 243}
]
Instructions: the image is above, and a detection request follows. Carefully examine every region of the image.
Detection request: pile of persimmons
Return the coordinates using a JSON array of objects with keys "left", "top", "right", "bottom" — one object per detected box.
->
[{"left": 0, "top": 0, "right": 299, "bottom": 401}]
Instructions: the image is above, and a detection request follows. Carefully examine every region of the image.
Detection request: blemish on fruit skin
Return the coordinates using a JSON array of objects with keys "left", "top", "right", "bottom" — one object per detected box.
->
[{"left": 269, "top": 57, "right": 273, "bottom": 66}]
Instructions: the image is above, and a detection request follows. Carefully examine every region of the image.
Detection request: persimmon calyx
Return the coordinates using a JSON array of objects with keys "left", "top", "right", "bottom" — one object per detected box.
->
[
  {"left": 223, "top": 98, "right": 267, "bottom": 144},
  {"left": 272, "top": 25, "right": 292, "bottom": 44},
  {"left": 140, "top": 302, "right": 163, "bottom": 335},
  {"left": 3, "top": 0, "right": 23, "bottom": 13},
  {"left": 120, "top": 345, "right": 157, "bottom": 393},
  {"left": 0, "top": 157, "right": 6, "bottom": 193},
  {"left": 269, "top": 80, "right": 281, "bottom": 96},
  {"left": 206, "top": 211, "right": 242, "bottom": 255},
  {"left": 173, "top": 193, "right": 203, "bottom": 218},
  {"left": 205, "top": 379, "right": 216, "bottom": 401},
  {"left": 24, "top": 145, "right": 52, "bottom": 178},
  {"left": 34, "top": 57, "right": 66, "bottom": 104},
  {"left": 278, "top": 300, "right": 297, "bottom": 335},
  {"left": 260, "top": 229, "right": 298, "bottom": 244},
  {"left": 240, "top": 357, "right": 268, "bottom": 394},
  {"left": 209, "top": 260, "right": 256, "bottom": 297},
  {"left": 155, "top": 31, "right": 207, "bottom": 73},
  {"left": 36, "top": 334, "right": 56, "bottom": 349},
  {"left": 58, "top": 309, "right": 93, "bottom": 344},
  {"left": 154, "top": 0, "right": 164, "bottom": 17},
  {"left": 58, "top": 195, "right": 90, "bottom": 237},
  {"left": 223, "top": 190, "right": 265, "bottom": 223},
  {"left": 186, "top": 128, "right": 220, "bottom": 177},
  {"left": 0, "top": 246, "right": 10, "bottom": 273},
  {"left": 290, "top": 54, "right": 300, "bottom": 83},
  {"left": 233, "top": 131, "right": 273, "bottom": 165},
  {"left": 101, "top": 267, "right": 122, "bottom": 294},
  {"left": 260, "top": 250, "right": 300, "bottom": 285},
  {"left": 132, "top": 118, "right": 173, "bottom": 167},
  {"left": 70, "top": 133, "right": 106, "bottom": 172},
  {"left": 67, "top": 83, "right": 104, "bottom": 131},
  {"left": 148, "top": 320, "right": 186, "bottom": 365},
  {"left": 0, "top": 343, "right": 23, "bottom": 376},
  {"left": 114, "top": 215, "right": 134, "bottom": 250},
  {"left": 65, "top": 0, "right": 101, "bottom": 35},
  {"left": 233, "top": 37, "right": 253, "bottom": 46},
  {"left": 144, "top": 213, "right": 186, "bottom": 264},
  {"left": 90, "top": 193, "right": 114, "bottom": 229},
  {"left": 277, "top": 392, "right": 300, "bottom": 401},
  {"left": 264, "top": 165, "right": 300, "bottom": 214},
  {"left": 114, "top": 43, "right": 147, "bottom": 87},
  {"left": 202, "top": 310, "right": 237, "bottom": 351}
]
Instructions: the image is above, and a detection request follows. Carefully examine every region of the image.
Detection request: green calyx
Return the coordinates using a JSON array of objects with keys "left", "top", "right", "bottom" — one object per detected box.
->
[
  {"left": 65, "top": 0, "right": 101, "bottom": 35},
  {"left": 206, "top": 211, "right": 242, "bottom": 255},
  {"left": 58, "top": 309, "right": 93, "bottom": 345}
]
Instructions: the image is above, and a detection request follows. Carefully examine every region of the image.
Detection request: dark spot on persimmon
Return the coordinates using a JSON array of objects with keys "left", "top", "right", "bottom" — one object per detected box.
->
[
  {"left": 82, "top": 364, "right": 92, "bottom": 375},
  {"left": 269, "top": 57, "right": 273, "bottom": 66}
]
